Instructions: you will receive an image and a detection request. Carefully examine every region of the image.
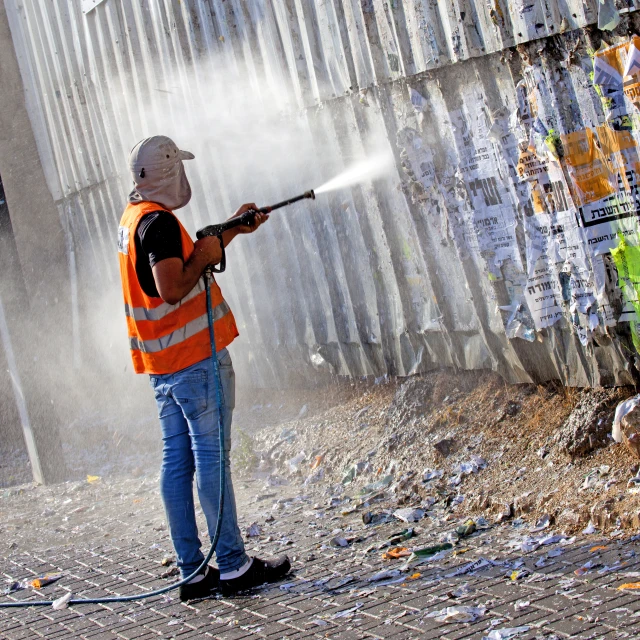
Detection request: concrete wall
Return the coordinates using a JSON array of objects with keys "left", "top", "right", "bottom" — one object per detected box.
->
[{"left": 0, "top": 0, "right": 68, "bottom": 483}]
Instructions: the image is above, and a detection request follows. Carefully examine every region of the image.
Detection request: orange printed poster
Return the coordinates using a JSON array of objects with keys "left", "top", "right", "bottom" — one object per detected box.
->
[
  {"left": 562, "top": 129, "right": 614, "bottom": 205},
  {"left": 562, "top": 127, "right": 640, "bottom": 256}
]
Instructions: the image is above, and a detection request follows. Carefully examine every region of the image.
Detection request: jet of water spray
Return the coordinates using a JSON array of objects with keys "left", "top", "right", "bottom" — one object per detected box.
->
[{"left": 314, "top": 150, "right": 395, "bottom": 195}]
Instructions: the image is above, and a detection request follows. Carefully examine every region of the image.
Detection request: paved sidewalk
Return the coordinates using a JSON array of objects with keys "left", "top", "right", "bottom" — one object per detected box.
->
[{"left": 1, "top": 475, "right": 640, "bottom": 639}]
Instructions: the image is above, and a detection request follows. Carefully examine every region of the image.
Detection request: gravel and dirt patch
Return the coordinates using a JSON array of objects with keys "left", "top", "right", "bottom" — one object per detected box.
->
[{"left": 245, "top": 370, "right": 640, "bottom": 536}]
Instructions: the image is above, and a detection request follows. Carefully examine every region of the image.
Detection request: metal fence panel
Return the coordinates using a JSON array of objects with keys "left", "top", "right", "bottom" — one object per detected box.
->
[{"left": 5, "top": 0, "right": 640, "bottom": 387}]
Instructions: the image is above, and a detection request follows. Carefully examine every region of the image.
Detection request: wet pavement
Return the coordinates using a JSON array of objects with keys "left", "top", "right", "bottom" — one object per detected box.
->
[{"left": 1, "top": 474, "right": 640, "bottom": 639}]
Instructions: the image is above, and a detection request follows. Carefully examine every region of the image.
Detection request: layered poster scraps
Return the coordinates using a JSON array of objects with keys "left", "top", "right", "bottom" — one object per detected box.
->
[
  {"left": 399, "top": 37, "right": 640, "bottom": 347},
  {"left": 491, "top": 36, "right": 640, "bottom": 345}
]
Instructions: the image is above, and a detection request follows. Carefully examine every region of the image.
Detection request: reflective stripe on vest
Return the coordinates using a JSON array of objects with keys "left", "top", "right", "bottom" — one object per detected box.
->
[
  {"left": 129, "top": 299, "right": 230, "bottom": 354},
  {"left": 124, "top": 280, "right": 205, "bottom": 322}
]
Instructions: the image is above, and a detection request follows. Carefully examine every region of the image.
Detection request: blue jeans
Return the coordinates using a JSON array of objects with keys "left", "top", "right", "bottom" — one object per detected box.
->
[{"left": 149, "top": 348, "right": 249, "bottom": 577}]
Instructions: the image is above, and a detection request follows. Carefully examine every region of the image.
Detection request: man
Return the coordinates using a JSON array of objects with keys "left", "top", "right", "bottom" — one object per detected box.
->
[{"left": 117, "top": 135, "right": 290, "bottom": 600}]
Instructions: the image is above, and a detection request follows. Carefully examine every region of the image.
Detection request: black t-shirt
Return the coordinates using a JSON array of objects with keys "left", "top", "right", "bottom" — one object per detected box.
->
[{"left": 135, "top": 211, "right": 182, "bottom": 298}]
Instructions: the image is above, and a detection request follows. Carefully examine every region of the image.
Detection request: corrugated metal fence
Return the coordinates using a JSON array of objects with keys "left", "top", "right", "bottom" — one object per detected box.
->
[{"left": 6, "top": 0, "right": 640, "bottom": 387}]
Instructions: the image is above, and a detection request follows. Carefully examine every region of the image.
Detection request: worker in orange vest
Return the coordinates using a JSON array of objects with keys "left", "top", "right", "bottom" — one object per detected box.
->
[{"left": 118, "top": 135, "right": 290, "bottom": 600}]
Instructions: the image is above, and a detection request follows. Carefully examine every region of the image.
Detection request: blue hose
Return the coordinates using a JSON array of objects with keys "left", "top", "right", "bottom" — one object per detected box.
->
[{"left": 0, "top": 272, "right": 226, "bottom": 608}]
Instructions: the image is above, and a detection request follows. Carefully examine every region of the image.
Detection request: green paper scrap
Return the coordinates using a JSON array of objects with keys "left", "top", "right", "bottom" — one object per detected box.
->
[
  {"left": 411, "top": 542, "right": 453, "bottom": 558},
  {"left": 611, "top": 235, "right": 640, "bottom": 351}
]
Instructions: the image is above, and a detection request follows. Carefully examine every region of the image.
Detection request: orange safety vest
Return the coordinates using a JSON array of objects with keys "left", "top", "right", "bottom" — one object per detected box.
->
[{"left": 118, "top": 201, "right": 238, "bottom": 374}]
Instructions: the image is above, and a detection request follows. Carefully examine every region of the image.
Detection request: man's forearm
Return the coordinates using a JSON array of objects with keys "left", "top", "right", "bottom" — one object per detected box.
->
[
  {"left": 221, "top": 227, "right": 242, "bottom": 248},
  {"left": 153, "top": 239, "right": 222, "bottom": 305},
  {"left": 178, "top": 250, "right": 214, "bottom": 299}
]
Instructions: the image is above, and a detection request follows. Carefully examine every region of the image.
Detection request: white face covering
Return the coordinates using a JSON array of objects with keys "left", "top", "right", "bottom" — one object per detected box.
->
[{"left": 128, "top": 136, "right": 195, "bottom": 211}]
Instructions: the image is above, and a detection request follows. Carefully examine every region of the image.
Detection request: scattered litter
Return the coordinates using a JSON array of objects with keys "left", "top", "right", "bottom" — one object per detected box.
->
[
  {"left": 1, "top": 581, "right": 24, "bottom": 595},
  {"left": 387, "top": 528, "right": 416, "bottom": 546},
  {"left": 583, "top": 522, "right": 597, "bottom": 535},
  {"left": 530, "top": 514, "right": 550, "bottom": 532},
  {"left": 521, "top": 538, "right": 541, "bottom": 553},
  {"left": 613, "top": 395, "right": 640, "bottom": 443},
  {"left": 363, "top": 511, "right": 392, "bottom": 525},
  {"left": 287, "top": 452, "right": 306, "bottom": 473},
  {"left": 279, "top": 579, "right": 309, "bottom": 591},
  {"left": 453, "top": 456, "right": 487, "bottom": 476},
  {"left": 246, "top": 523, "right": 262, "bottom": 537},
  {"left": 426, "top": 605, "right": 486, "bottom": 623},
  {"left": 30, "top": 573, "right": 63, "bottom": 589},
  {"left": 618, "top": 582, "right": 640, "bottom": 590},
  {"left": 446, "top": 558, "right": 492, "bottom": 577},
  {"left": 368, "top": 569, "right": 400, "bottom": 582},
  {"left": 330, "top": 536, "right": 349, "bottom": 548},
  {"left": 451, "top": 583, "right": 474, "bottom": 597},
  {"left": 382, "top": 547, "right": 410, "bottom": 560},
  {"left": 422, "top": 468, "right": 443, "bottom": 482},
  {"left": 52, "top": 592, "right": 72, "bottom": 610},
  {"left": 590, "top": 545, "right": 608, "bottom": 553},
  {"left": 326, "top": 575, "right": 356, "bottom": 590},
  {"left": 575, "top": 560, "right": 597, "bottom": 576},
  {"left": 342, "top": 465, "right": 357, "bottom": 485},
  {"left": 580, "top": 470, "right": 599, "bottom": 491},
  {"left": 513, "top": 600, "right": 530, "bottom": 611},
  {"left": 332, "top": 602, "right": 363, "bottom": 618},
  {"left": 86, "top": 475, "right": 100, "bottom": 484},
  {"left": 411, "top": 543, "right": 453, "bottom": 559},
  {"left": 304, "top": 468, "right": 325, "bottom": 485},
  {"left": 160, "top": 556, "right": 174, "bottom": 566},
  {"left": 510, "top": 569, "right": 529, "bottom": 581},
  {"left": 483, "top": 627, "right": 530, "bottom": 640},
  {"left": 456, "top": 519, "right": 476, "bottom": 538},
  {"left": 393, "top": 508, "right": 424, "bottom": 523},
  {"left": 360, "top": 475, "right": 393, "bottom": 494}
]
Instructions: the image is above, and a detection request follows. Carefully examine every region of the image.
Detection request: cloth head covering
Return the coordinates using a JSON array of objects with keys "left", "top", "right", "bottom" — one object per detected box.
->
[{"left": 128, "top": 136, "right": 195, "bottom": 210}]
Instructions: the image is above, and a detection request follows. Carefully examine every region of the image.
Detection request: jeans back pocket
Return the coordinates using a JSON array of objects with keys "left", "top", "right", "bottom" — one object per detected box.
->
[{"left": 173, "top": 370, "right": 208, "bottom": 420}]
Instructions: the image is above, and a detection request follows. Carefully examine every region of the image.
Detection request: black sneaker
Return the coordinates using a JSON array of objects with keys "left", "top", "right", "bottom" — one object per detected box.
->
[
  {"left": 220, "top": 556, "right": 291, "bottom": 596},
  {"left": 178, "top": 565, "right": 220, "bottom": 601}
]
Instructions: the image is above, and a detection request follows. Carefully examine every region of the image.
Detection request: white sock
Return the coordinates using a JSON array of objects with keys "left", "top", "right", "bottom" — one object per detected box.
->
[
  {"left": 220, "top": 558, "right": 253, "bottom": 580},
  {"left": 187, "top": 566, "right": 208, "bottom": 584}
]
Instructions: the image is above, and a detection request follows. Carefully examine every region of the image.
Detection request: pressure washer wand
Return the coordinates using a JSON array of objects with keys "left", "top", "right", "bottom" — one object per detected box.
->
[{"left": 196, "top": 189, "right": 315, "bottom": 240}]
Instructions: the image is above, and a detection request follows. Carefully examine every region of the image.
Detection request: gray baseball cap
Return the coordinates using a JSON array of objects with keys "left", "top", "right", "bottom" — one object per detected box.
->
[
  {"left": 128, "top": 135, "right": 194, "bottom": 210},
  {"left": 129, "top": 135, "right": 194, "bottom": 176}
]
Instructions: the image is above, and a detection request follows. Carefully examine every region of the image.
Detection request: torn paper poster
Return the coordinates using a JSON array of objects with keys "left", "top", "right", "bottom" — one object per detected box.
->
[
  {"left": 593, "top": 38, "right": 640, "bottom": 120},
  {"left": 562, "top": 128, "right": 640, "bottom": 257},
  {"left": 397, "top": 127, "right": 436, "bottom": 195},
  {"left": 408, "top": 87, "right": 427, "bottom": 112},
  {"left": 501, "top": 301, "right": 536, "bottom": 341},
  {"left": 624, "top": 40, "right": 640, "bottom": 78},
  {"left": 598, "top": 0, "right": 621, "bottom": 31},
  {"left": 593, "top": 50, "right": 623, "bottom": 88},
  {"left": 448, "top": 101, "right": 524, "bottom": 275},
  {"left": 522, "top": 215, "right": 564, "bottom": 330}
]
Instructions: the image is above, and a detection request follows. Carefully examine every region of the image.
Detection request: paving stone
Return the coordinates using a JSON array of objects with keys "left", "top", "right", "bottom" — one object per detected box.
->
[{"left": 4, "top": 478, "right": 640, "bottom": 640}]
